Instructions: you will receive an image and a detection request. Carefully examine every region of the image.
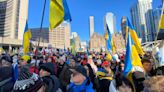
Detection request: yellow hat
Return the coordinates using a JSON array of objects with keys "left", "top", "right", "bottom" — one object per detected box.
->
[
  {"left": 21, "top": 55, "right": 30, "bottom": 62},
  {"left": 106, "top": 53, "right": 112, "bottom": 61}
]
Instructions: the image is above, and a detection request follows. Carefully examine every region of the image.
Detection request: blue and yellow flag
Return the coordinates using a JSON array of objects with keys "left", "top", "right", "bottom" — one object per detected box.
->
[
  {"left": 126, "top": 18, "right": 144, "bottom": 56},
  {"left": 49, "top": 0, "right": 72, "bottom": 30},
  {"left": 124, "top": 32, "right": 143, "bottom": 92},
  {"left": 105, "top": 24, "right": 116, "bottom": 54},
  {"left": 159, "top": 7, "right": 164, "bottom": 31},
  {"left": 159, "top": 5, "right": 164, "bottom": 31},
  {"left": 23, "top": 22, "right": 32, "bottom": 54},
  {"left": 123, "top": 32, "right": 143, "bottom": 76}
]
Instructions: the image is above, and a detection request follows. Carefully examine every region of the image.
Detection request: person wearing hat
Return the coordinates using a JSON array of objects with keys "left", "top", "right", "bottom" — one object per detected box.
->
[
  {"left": 0, "top": 55, "right": 13, "bottom": 67},
  {"left": 69, "top": 59, "right": 76, "bottom": 67},
  {"left": 0, "top": 66, "right": 14, "bottom": 92},
  {"left": 13, "top": 68, "right": 45, "bottom": 92},
  {"left": 97, "top": 61, "right": 113, "bottom": 92},
  {"left": 67, "top": 65, "right": 94, "bottom": 92},
  {"left": 19, "top": 55, "right": 31, "bottom": 66},
  {"left": 39, "top": 62, "right": 62, "bottom": 92}
]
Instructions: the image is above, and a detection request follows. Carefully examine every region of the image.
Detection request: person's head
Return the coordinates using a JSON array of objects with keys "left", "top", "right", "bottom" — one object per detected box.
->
[
  {"left": 13, "top": 68, "right": 45, "bottom": 92},
  {"left": 47, "top": 56, "right": 52, "bottom": 62},
  {"left": 119, "top": 61, "right": 124, "bottom": 72},
  {"left": 70, "top": 65, "right": 87, "bottom": 85},
  {"left": 141, "top": 58, "right": 152, "bottom": 73},
  {"left": 77, "top": 57, "right": 82, "bottom": 64},
  {"left": 88, "top": 55, "right": 93, "bottom": 64},
  {"left": 19, "top": 55, "right": 30, "bottom": 66},
  {"left": 101, "top": 61, "right": 111, "bottom": 71},
  {"left": 116, "top": 76, "right": 133, "bottom": 92},
  {"left": 143, "top": 76, "right": 164, "bottom": 92},
  {"left": 0, "top": 55, "right": 12, "bottom": 67},
  {"left": 59, "top": 56, "right": 65, "bottom": 65},
  {"left": 39, "top": 62, "right": 55, "bottom": 77},
  {"left": 132, "top": 71, "right": 145, "bottom": 91},
  {"left": 69, "top": 59, "right": 76, "bottom": 67}
]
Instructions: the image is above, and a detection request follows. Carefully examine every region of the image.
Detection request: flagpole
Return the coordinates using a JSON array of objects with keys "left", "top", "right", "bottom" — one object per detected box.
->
[
  {"left": 34, "top": 0, "right": 47, "bottom": 73},
  {"left": 37, "top": 0, "right": 47, "bottom": 49}
]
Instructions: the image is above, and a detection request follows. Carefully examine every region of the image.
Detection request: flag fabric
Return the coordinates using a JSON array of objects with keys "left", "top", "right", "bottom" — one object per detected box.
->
[
  {"left": 159, "top": 8, "right": 164, "bottom": 31},
  {"left": 105, "top": 24, "right": 116, "bottom": 54},
  {"left": 23, "top": 22, "right": 32, "bottom": 54},
  {"left": 126, "top": 18, "right": 144, "bottom": 56},
  {"left": 123, "top": 32, "right": 143, "bottom": 92},
  {"left": 49, "top": 0, "right": 71, "bottom": 30},
  {"left": 157, "top": 5, "right": 164, "bottom": 40},
  {"left": 123, "top": 32, "right": 143, "bottom": 76}
]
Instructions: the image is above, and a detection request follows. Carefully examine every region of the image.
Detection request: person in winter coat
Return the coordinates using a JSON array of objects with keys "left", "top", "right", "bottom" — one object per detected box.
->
[
  {"left": 0, "top": 66, "right": 14, "bottom": 92},
  {"left": 59, "top": 63, "right": 72, "bottom": 92},
  {"left": 67, "top": 65, "right": 94, "bottom": 92},
  {"left": 39, "top": 62, "right": 62, "bottom": 92},
  {"left": 13, "top": 68, "right": 45, "bottom": 92}
]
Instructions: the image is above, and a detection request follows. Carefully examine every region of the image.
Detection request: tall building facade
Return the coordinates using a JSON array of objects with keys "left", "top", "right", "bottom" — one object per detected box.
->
[
  {"left": 145, "top": 9, "right": 156, "bottom": 41},
  {"left": 121, "top": 16, "right": 127, "bottom": 40},
  {"left": 81, "top": 41, "right": 87, "bottom": 52},
  {"left": 31, "top": 28, "right": 49, "bottom": 43},
  {"left": 153, "top": 7, "right": 162, "bottom": 38},
  {"left": 105, "top": 12, "right": 117, "bottom": 34},
  {"left": 131, "top": 0, "right": 152, "bottom": 42},
  {"left": 0, "top": 0, "right": 28, "bottom": 40},
  {"left": 89, "top": 16, "right": 94, "bottom": 38},
  {"left": 74, "top": 36, "right": 81, "bottom": 51},
  {"left": 71, "top": 32, "right": 78, "bottom": 38},
  {"left": 51, "top": 22, "right": 70, "bottom": 49},
  {"left": 71, "top": 32, "right": 81, "bottom": 51},
  {"left": 90, "top": 33, "right": 106, "bottom": 52}
]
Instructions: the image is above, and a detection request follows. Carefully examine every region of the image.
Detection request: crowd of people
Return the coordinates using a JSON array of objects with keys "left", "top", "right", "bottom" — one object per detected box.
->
[{"left": 0, "top": 49, "right": 164, "bottom": 92}]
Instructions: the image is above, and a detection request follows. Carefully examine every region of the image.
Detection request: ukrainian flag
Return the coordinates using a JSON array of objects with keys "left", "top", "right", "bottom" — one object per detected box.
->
[
  {"left": 123, "top": 32, "right": 143, "bottom": 76},
  {"left": 126, "top": 18, "right": 144, "bottom": 56},
  {"left": 159, "top": 8, "right": 164, "bottom": 30},
  {"left": 124, "top": 32, "right": 143, "bottom": 92},
  {"left": 23, "top": 22, "right": 32, "bottom": 54},
  {"left": 49, "top": 0, "right": 72, "bottom": 30},
  {"left": 157, "top": 6, "right": 164, "bottom": 40},
  {"left": 105, "top": 24, "right": 116, "bottom": 54}
]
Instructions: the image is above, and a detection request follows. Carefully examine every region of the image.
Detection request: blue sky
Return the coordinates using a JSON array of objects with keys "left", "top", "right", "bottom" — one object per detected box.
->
[{"left": 28, "top": 0, "right": 161, "bottom": 41}]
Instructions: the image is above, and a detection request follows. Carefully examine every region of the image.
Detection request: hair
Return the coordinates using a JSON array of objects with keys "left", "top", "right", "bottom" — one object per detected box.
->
[
  {"left": 141, "top": 58, "right": 151, "bottom": 64},
  {"left": 143, "top": 76, "right": 164, "bottom": 92},
  {"left": 115, "top": 76, "right": 134, "bottom": 92}
]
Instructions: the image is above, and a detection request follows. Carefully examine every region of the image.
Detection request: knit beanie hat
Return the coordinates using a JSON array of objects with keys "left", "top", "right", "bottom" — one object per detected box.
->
[
  {"left": 1, "top": 55, "right": 13, "bottom": 64},
  {"left": 13, "top": 68, "right": 43, "bottom": 92},
  {"left": 39, "top": 62, "right": 55, "bottom": 75}
]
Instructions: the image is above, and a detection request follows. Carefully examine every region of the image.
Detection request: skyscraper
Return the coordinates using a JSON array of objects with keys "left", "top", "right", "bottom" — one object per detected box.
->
[
  {"left": 105, "top": 12, "right": 117, "bottom": 34},
  {"left": 145, "top": 9, "right": 156, "bottom": 41},
  {"left": 89, "top": 16, "right": 94, "bottom": 38},
  {"left": 153, "top": 6, "right": 162, "bottom": 39},
  {"left": 51, "top": 22, "right": 70, "bottom": 49},
  {"left": 121, "top": 16, "right": 127, "bottom": 40},
  {"left": 131, "top": 0, "right": 152, "bottom": 42},
  {"left": 0, "top": 0, "right": 28, "bottom": 40}
]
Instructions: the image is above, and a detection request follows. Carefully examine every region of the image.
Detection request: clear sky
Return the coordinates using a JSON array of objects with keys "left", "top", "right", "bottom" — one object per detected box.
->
[{"left": 28, "top": 0, "right": 161, "bottom": 41}]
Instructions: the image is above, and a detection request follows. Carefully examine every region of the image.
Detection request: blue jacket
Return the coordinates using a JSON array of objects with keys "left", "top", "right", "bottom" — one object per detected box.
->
[{"left": 67, "top": 79, "right": 94, "bottom": 92}]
